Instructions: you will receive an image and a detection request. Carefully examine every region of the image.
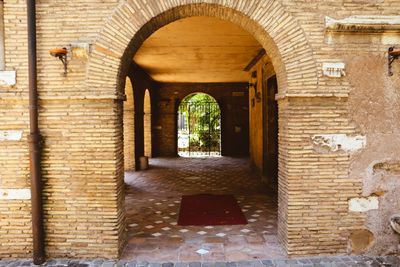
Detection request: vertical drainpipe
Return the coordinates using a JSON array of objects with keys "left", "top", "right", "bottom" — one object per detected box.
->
[
  {"left": 27, "top": 0, "right": 45, "bottom": 264},
  {"left": 0, "top": 0, "right": 5, "bottom": 70}
]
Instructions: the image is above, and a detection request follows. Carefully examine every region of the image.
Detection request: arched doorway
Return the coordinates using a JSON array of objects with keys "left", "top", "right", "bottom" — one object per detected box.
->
[
  {"left": 85, "top": 1, "right": 319, "bottom": 259},
  {"left": 143, "top": 89, "right": 152, "bottom": 158},
  {"left": 178, "top": 93, "right": 221, "bottom": 157},
  {"left": 123, "top": 16, "right": 283, "bottom": 262}
]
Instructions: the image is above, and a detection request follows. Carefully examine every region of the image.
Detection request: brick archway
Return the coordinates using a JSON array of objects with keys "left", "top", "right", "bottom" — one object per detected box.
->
[
  {"left": 87, "top": 2, "right": 317, "bottom": 98},
  {"left": 86, "top": 1, "right": 319, "bottom": 258}
]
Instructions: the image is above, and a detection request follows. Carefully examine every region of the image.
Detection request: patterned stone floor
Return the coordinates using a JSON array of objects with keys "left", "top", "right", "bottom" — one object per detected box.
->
[
  {"left": 1, "top": 256, "right": 400, "bottom": 266},
  {"left": 122, "top": 157, "right": 284, "bottom": 262}
]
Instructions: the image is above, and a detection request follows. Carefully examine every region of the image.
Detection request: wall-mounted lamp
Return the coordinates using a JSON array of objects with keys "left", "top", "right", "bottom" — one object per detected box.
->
[
  {"left": 388, "top": 47, "right": 400, "bottom": 76},
  {"left": 248, "top": 71, "right": 261, "bottom": 103},
  {"left": 49, "top": 47, "right": 68, "bottom": 76}
]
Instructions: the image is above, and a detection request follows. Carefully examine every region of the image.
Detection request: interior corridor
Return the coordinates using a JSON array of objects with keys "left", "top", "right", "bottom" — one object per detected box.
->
[{"left": 122, "top": 157, "right": 284, "bottom": 262}]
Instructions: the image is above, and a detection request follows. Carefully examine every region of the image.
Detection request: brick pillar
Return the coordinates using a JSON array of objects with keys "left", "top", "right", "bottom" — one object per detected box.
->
[{"left": 278, "top": 96, "right": 363, "bottom": 256}]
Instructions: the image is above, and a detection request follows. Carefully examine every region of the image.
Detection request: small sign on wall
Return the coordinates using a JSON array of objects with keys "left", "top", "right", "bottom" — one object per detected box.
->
[
  {"left": 322, "top": 63, "right": 346, "bottom": 78},
  {"left": 0, "top": 71, "right": 16, "bottom": 86},
  {"left": 0, "top": 130, "right": 23, "bottom": 141},
  {"left": 0, "top": 189, "right": 31, "bottom": 200}
]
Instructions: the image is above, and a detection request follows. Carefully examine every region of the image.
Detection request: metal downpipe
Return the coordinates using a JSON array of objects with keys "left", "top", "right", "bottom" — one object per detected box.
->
[{"left": 27, "top": 0, "right": 45, "bottom": 264}]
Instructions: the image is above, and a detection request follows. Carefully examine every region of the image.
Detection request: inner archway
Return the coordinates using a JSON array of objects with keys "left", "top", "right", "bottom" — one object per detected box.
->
[{"left": 178, "top": 93, "right": 221, "bottom": 157}]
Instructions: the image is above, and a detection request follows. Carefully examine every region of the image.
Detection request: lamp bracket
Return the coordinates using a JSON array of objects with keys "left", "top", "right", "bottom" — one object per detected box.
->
[
  {"left": 388, "top": 47, "right": 400, "bottom": 76},
  {"left": 49, "top": 48, "right": 68, "bottom": 76}
]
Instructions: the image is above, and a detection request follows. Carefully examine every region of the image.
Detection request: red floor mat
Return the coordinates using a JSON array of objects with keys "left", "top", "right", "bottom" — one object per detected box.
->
[{"left": 177, "top": 194, "right": 248, "bottom": 226}]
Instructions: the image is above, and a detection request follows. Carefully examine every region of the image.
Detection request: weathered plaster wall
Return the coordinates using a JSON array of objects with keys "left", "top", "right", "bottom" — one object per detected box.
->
[
  {"left": 153, "top": 83, "right": 249, "bottom": 157},
  {"left": 279, "top": 0, "right": 400, "bottom": 255},
  {"left": 346, "top": 54, "right": 400, "bottom": 255}
]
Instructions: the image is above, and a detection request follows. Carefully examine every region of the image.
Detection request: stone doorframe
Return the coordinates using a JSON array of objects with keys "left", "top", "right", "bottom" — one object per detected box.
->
[{"left": 86, "top": 1, "right": 321, "bottom": 258}]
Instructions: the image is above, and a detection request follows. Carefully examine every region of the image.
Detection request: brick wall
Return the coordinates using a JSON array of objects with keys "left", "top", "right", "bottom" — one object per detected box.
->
[
  {"left": 1, "top": 0, "right": 123, "bottom": 258},
  {"left": 281, "top": 97, "right": 364, "bottom": 255},
  {"left": 0, "top": 0, "right": 399, "bottom": 259}
]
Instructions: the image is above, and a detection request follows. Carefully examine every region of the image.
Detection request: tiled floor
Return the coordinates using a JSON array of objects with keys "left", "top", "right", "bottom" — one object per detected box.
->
[
  {"left": 122, "top": 157, "right": 285, "bottom": 262},
  {"left": 3, "top": 256, "right": 400, "bottom": 266}
]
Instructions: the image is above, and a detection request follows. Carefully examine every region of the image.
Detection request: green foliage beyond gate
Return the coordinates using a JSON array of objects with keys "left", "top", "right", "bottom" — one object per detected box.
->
[{"left": 178, "top": 93, "right": 221, "bottom": 156}]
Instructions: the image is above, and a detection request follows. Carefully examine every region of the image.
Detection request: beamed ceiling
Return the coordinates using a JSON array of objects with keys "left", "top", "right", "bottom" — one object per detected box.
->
[{"left": 133, "top": 16, "right": 263, "bottom": 83}]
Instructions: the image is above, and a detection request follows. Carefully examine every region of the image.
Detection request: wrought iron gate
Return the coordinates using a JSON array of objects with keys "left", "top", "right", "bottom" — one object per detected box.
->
[{"left": 178, "top": 100, "right": 221, "bottom": 157}]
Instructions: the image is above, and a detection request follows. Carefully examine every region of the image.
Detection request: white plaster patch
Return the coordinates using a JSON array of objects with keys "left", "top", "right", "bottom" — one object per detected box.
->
[
  {"left": 322, "top": 62, "right": 346, "bottom": 78},
  {"left": 0, "top": 189, "right": 31, "bottom": 200},
  {"left": 70, "top": 42, "right": 91, "bottom": 60},
  {"left": 0, "top": 130, "right": 23, "bottom": 141},
  {"left": 349, "top": 196, "right": 379, "bottom": 212},
  {"left": 312, "top": 134, "right": 366, "bottom": 153},
  {"left": 381, "top": 34, "right": 400, "bottom": 45},
  {"left": 0, "top": 71, "right": 16, "bottom": 86}
]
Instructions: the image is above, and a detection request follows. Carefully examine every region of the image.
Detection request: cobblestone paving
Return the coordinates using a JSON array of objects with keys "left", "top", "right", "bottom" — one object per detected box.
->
[
  {"left": 123, "top": 157, "right": 284, "bottom": 261},
  {"left": 0, "top": 256, "right": 399, "bottom": 266}
]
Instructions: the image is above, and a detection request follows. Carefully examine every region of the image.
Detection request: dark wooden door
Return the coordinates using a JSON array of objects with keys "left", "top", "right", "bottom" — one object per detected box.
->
[{"left": 262, "top": 72, "right": 279, "bottom": 185}]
